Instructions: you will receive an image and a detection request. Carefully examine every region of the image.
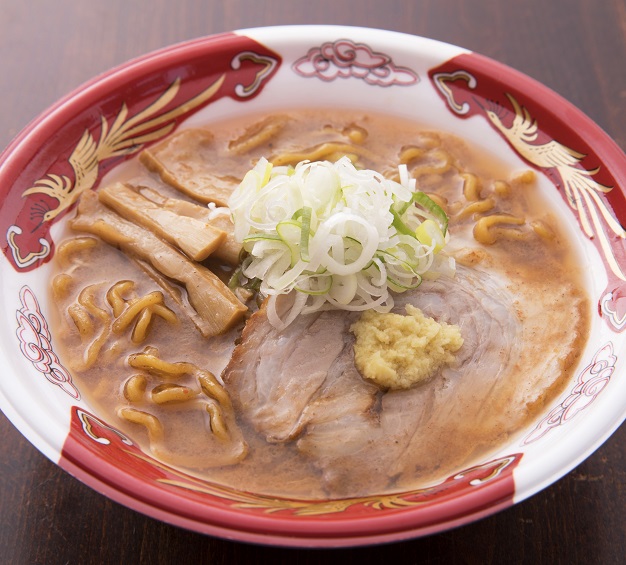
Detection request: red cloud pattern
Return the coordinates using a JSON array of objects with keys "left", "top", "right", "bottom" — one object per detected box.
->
[
  {"left": 15, "top": 285, "right": 80, "bottom": 399},
  {"left": 293, "top": 39, "right": 419, "bottom": 86}
]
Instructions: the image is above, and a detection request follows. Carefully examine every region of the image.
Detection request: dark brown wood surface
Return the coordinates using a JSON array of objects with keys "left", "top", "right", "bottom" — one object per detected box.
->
[{"left": 1, "top": 1, "right": 625, "bottom": 563}]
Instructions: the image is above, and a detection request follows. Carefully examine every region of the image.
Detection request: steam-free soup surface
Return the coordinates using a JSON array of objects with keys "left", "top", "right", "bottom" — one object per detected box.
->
[{"left": 51, "top": 110, "right": 589, "bottom": 498}]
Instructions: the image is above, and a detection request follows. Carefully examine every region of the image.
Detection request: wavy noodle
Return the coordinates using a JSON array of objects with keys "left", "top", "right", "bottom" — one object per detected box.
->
[
  {"left": 106, "top": 280, "right": 135, "bottom": 317},
  {"left": 151, "top": 383, "right": 197, "bottom": 404},
  {"left": 68, "top": 303, "right": 95, "bottom": 338},
  {"left": 121, "top": 348, "right": 243, "bottom": 457},
  {"left": 112, "top": 291, "right": 164, "bottom": 333},
  {"left": 118, "top": 407, "right": 163, "bottom": 441},
  {"left": 111, "top": 290, "right": 178, "bottom": 343},
  {"left": 70, "top": 284, "right": 112, "bottom": 371},
  {"left": 461, "top": 173, "right": 482, "bottom": 201},
  {"left": 228, "top": 115, "right": 286, "bottom": 155},
  {"left": 511, "top": 169, "right": 537, "bottom": 186},
  {"left": 56, "top": 236, "right": 98, "bottom": 269},
  {"left": 270, "top": 141, "right": 378, "bottom": 166},
  {"left": 473, "top": 214, "right": 527, "bottom": 245},
  {"left": 52, "top": 273, "right": 74, "bottom": 301},
  {"left": 128, "top": 350, "right": 230, "bottom": 407},
  {"left": 124, "top": 375, "right": 147, "bottom": 402},
  {"left": 197, "top": 372, "right": 230, "bottom": 408},
  {"left": 456, "top": 197, "right": 496, "bottom": 220},
  {"left": 410, "top": 149, "right": 453, "bottom": 178},
  {"left": 342, "top": 124, "right": 367, "bottom": 144},
  {"left": 205, "top": 400, "right": 229, "bottom": 441},
  {"left": 128, "top": 350, "right": 191, "bottom": 378},
  {"left": 531, "top": 219, "right": 556, "bottom": 241},
  {"left": 131, "top": 309, "right": 153, "bottom": 344},
  {"left": 493, "top": 180, "right": 511, "bottom": 197},
  {"left": 399, "top": 146, "right": 425, "bottom": 164}
]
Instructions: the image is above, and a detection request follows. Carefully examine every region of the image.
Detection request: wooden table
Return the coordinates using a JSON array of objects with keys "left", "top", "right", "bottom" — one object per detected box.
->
[{"left": 1, "top": 1, "right": 624, "bottom": 563}]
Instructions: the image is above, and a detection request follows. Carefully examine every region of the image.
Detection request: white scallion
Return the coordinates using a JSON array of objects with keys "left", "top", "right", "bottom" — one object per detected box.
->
[{"left": 228, "top": 156, "right": 453, "bottom": 329}]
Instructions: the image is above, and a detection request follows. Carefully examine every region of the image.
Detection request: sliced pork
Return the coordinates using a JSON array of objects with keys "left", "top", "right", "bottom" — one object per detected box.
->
[
  {"left": 223, "top": 265, "right": 588, "bottom": 496},
  {"left": 139, "top": 129, "right": 241, "bottom": 207}
]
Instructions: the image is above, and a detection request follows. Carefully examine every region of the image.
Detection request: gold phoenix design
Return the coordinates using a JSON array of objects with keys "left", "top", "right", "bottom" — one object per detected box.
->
[
  {"left": 23, "top": 74, "right": 226, "bottom": 224},
  {"left": 484, "top": 92, "right": 626, "bottom": 280}
]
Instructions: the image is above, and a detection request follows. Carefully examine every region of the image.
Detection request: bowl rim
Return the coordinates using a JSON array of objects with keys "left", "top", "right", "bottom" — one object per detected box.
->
[{"left": 1, "top": 24, "right": 625, "bottom": 547}]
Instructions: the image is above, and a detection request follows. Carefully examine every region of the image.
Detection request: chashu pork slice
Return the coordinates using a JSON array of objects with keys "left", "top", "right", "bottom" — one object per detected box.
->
[
  {"left": 222, "top": 265, "right": 589, "bottom": 497},
  {"left": 222, "top": 303, "right": 380, "bottom": 444},
  {"left": 139, "top": 129, "right": 240, "bottom": 207}
]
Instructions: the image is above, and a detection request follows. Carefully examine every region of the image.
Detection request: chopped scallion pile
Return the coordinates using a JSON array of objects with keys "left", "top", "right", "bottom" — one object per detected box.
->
[{"left": 227, "top": 157, "right": 454, "bottom": 329}]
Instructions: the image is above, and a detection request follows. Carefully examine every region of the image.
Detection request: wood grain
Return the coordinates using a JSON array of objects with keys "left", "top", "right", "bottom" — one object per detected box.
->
[{"left": 1, "top": 1, "right": 625, "bottom": 563}]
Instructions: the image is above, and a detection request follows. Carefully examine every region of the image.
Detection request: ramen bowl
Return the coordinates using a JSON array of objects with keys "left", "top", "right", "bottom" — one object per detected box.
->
[{"left": 0, "top": 25, "right": 625, "bottom": 547}]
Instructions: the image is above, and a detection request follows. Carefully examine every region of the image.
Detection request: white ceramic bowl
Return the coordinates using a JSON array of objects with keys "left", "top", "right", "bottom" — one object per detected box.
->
[{"left": 1, "top": 25, "right": 625, "bottom": 547}]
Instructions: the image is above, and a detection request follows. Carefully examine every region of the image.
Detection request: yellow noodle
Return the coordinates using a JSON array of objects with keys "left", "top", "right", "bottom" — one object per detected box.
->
[
  {"left": 343, "top": 124, "right": 367, "bottom": 144},
  {"left": 453, "top": 248, "right": 489, "bottom": 266},
  {"left": 270, "top": 142, "right": 378, "bottom": 166},
  {"left": 228, "top": 116, "right": 286, "bottom": 155},
  {"left": 106, "top": 280, "right": 135, "bottom": 317},
  {"left": 131, "top": 308, "right": 153, "bottom": 344},
  {"left": 118, "top": 407, "right": 163, "bottom": 441},
  {"left": 456, "top": 198, "right": 496, "bottom": 220},
  {"left": 493, "top": 228, "right": 532, "bottom": 242},
  {"left": 149, "top": 304, "right": 179, "bottom": 325},
  {"left": 531, "top": 219, "right": 556, "bottom": 241},
  {"left": 151, "top": 383, "right": 196, "bottom": 404},
  {"left": 56, "top": 237, "right": 98, "bottom": 268},
  {"left": 52, "top": 273, "right": 74, "bottom": 301},
  {"left": 124, "top": 375, "right": 147, "bottom": 402},
  {"left": 101, "top": 342, "right": 124, "bottom": 364},
  {"left": 382, "top": 169, "right": 400, "bottom": 183},
  {"left": 126, "top": 349, "right": 233, "bottom": 437},
  {"left": 493, "top": 180, "right": 511, "bottom": 197},
  {"left": 75, "top": 285, "right": 112, "bottom": 370},
  {"left": 68, "top": 303, "right": 95, "bottom": 338},
  {"left": 327, "top": 152, "right": 358, "bottom": 163},
  {"left": 128, "top": 351, "right": 192, "bottom": 378},
  {"left": 461, "top": 173, "right": 482, "bottom": 201},
  {"left": 413, "top": 132, "right": 441, "bottom": 149},
  {"left": 205, "top": 401, "right": 229, "bottom": 441},
  {"left": 399, "top": 146, "right": 425, "bottom": 164},
  {"left": 112, "top": 291, "right": 163, "bottom": 334},
  {"left": 401, "top": 134, "right": 442, "bottom": 163},
  {"left": 198, "top": 371, "right": 231, "bottom": 408},
  {"left": 473, "top": 214, "right": 526, "bottom": 245},
  {"left": 411, "top": 149, "right": 453, "bottom": 177}
]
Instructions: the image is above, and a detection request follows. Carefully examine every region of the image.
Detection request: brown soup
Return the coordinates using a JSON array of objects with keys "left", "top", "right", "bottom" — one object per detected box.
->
[{"left": 50, "top": 110, "right": 589, "bottom": 498}]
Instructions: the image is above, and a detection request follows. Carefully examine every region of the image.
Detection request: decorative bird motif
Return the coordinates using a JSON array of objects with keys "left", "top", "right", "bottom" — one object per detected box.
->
[
  {"left": 23, "top": 74, "right": 225, "bottom": 225},
  {"left": 483, "top": 92, "right": 626, "bottom": 281}
]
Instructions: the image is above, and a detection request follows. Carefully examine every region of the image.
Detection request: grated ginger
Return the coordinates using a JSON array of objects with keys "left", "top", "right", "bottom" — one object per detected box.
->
[{"left": 350, "top": 304, "right": 463, "bottom": 390}]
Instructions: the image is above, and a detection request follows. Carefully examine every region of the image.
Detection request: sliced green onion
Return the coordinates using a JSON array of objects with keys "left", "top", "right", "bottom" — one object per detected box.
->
[
  {"left": 412, "top": 192, "right": 448, "bottom": 235},
  {"left": 299, "top": 206, "right": 312, "bottom": 262},
  {"left": 415, "top": 218, "right": 446, "bottom": 252},
  {"left": 228, "top": 156, "right": 453, "bottom": 329}
]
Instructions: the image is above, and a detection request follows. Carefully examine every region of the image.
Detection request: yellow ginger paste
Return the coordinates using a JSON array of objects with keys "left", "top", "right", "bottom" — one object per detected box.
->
[{"left": 351, "top": 304, "right": 463, "bottom": 390}]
